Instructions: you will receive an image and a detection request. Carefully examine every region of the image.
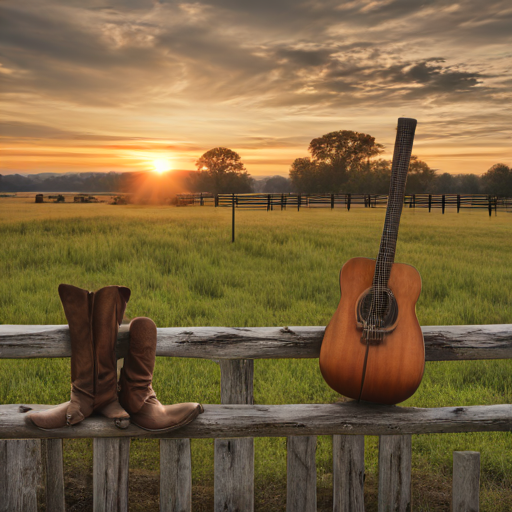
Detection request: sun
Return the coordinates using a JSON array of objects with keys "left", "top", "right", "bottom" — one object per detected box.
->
[{"left": 152, "top": 158, "right": 172, "bottom": 174}]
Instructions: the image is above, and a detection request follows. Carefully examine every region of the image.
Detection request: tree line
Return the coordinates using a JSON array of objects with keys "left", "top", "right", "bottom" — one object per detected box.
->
[
  {"left": 2, "top": 131, "right": 509, "bottom": 197},
  {"left": 188, "top": 132, "right": 511, "bottom": 197}
]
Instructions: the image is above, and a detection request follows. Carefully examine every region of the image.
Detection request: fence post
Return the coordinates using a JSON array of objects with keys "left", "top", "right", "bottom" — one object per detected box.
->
[
  {"left": 215, "top": 360, "right": 254, "bottom": 512},
  {"left": 488, "top": 195, "right": 492, "bottom": 217},
  {"left": 453, "top": 451, "right": 480, "bottom": 512},
  {"left": 0, "top": 439, "right": 43, "bottom": 512},
  {"left": 267, "top": 194, "right": 271, "bottom": 211},
  {"left": 160, "top": 439, "right": 192, "bottom": 512},
  {"left": 200, "top": 193, "right": 203, "bottom": 206},
  {"left": 93, "top": 438, "right": 130, "bottom": 512},
  {"left": 281, "top": 194, "right": 284, "bottom": 211},
  {"left": 215, "top": 194, "right": 218, "bottom": 207},
  {"left": 287, "top": 436, "right": 316, "bottom": 512},
  {"left": 457, "top": 194, "right": 461, "bottom": 213},
  {"left": 331, "top": 193, "right": 335, "bottom": 210},
  {"left": 442, "top": 195, "right": 446, "bottom": 214},
  {"left": 413, "top": 194, "right": 416, "bottom": 208},
  {"left": 428, "top": 194, "right": 432, "bottom": 212},
  {"left": 378, "top": 435, "right": 412, "bottom": 512},
  {"left": 232, "top": 193, "right": 235, "bottom": 243},
  {"left": 347, "top": 194, "right": 351, "bottom": 211},
  {"left": 41, "top": 439, "right": 66, "bottom": 512},
  {"left": 333, "top": 435, "right": 364, "bottom": 512},
  {"left": 298, "top": 194, "right": 301, "bottom": 212}
]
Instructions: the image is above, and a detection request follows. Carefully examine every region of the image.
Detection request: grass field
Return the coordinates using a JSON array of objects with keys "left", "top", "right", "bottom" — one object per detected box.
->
[{"left": 1, "top": 197, "right": 511, "bottom": 511}]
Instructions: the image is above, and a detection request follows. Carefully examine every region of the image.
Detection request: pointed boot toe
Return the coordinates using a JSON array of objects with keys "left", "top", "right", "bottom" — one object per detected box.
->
[
  {"left": 131, "top": 400, "right": 203, "bottom": 432},
  {"left": 26, "top": 402, "right": 70, "bottom": 430},
  {"left": 97, "top": 400, "right": 131, "bottom": 429}
]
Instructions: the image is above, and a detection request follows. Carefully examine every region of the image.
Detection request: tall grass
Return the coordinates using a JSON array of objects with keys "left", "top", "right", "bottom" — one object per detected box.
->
[{"left": 0, "top": 199, "right": 511, "bottom": 510}]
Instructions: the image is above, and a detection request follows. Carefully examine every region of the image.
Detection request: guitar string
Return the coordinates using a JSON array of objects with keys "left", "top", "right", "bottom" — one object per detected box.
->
[
  {"left": 358, "top": 118, "right": 416, "bottom": 401},
  {"left": 367, "top": 118, "right": 416, "bottom": 330}
]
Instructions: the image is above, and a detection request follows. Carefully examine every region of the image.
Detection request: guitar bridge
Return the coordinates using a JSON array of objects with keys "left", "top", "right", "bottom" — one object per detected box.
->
[
  {"left": 361, "top": 325, "right": 385, "bottom": 345},
  {"left": 356, "top": 287, "right": 399, "bottom": 345}
]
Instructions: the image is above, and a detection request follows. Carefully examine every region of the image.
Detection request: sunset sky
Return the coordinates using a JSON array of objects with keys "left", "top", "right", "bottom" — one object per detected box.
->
[{"left": 1, "top": 0, "right": 511, "bottom": 177}]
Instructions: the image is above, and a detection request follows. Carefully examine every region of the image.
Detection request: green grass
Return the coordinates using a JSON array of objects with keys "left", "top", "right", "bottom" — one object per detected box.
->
[{"left": 0, "top": 199, "right": 511, "bottom": 510}]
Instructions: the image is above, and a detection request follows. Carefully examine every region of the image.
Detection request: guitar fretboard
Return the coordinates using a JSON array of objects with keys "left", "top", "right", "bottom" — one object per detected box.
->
[{"left": 370, "top": 118, "right": 417, "bottom": 320}]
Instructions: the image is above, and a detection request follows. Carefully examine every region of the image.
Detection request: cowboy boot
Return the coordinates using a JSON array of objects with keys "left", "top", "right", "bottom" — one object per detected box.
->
[
  {"left": 118, "top": 317, "right": 203, "bottom": 431},
  {"left": 91, "top": 285, "right": 131, "bottom": 427},
  {"left": 27, "top": 284, "right": 130, "bottom": 429}
]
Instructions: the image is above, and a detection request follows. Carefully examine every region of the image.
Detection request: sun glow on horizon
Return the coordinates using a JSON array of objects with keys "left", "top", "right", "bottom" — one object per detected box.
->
[{"left": 152, "top": 158, "right": 172, "bottom": 174}]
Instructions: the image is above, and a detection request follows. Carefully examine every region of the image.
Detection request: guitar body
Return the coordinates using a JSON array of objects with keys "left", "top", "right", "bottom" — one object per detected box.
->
[{"left": 319, "top": 257, "right": 424, "bottom": 405}]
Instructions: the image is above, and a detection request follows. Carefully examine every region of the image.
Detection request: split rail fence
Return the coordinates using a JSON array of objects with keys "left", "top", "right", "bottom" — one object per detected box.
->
[
  {"left": 1, "top": 324, "right": 511, "bottom": 511},
  {"left": 176, "top": 193, "right": 512, "bottom": 215}
]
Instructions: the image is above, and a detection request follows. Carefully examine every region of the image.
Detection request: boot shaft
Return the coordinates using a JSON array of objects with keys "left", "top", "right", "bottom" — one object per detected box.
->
[
  {"left": 59, "top": 284, "right": 130, "bottom": 411},
  {"left": 119, "top": 317, "right": 157, "bottom": 414},
  {"left": 58, "top": 285, "right": 95, "bottom": 406},
  {"left": 92, "top": 286, "right": 130, "bottom": 408}
]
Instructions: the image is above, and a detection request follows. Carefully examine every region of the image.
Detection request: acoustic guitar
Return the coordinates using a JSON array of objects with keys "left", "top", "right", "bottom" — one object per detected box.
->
[{"left": 319, "top": 118, "right": 424, "bottom": 405}]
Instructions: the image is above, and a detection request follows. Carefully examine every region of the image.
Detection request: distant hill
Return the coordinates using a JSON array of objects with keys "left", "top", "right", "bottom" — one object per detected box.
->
[{"left": 0, "top": 171, "right": 196, "bottom": 193}]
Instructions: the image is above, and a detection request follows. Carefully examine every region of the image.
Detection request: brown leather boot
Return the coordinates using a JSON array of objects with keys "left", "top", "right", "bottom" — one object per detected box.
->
[
  {"left": 27, "top": 284, "right": 131, "bottom": 429},
  {"left": 118, "top": 317, "right": 203, "bottom": 432}
]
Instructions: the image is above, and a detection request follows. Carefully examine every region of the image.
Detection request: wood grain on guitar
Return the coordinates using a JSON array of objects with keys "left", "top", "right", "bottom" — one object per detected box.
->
[{"left": 319, "top": 118, "right": 425, "bottom": 405}]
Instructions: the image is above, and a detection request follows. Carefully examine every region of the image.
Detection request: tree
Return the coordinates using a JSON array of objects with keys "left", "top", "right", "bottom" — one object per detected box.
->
[
  {"left": 452, "top": 174, "right": 481, "bottom": 194},
  {"left": 481, "top": 163, "right": 512, "bottom": 196},
  {"left": 405, "top": 156, "right": 437, "bottom": 194},
  {"left": 262, "top": 176, "right": 292, "bottom": 193},
  {"left": 289, "top": 130, "right": 384, "bottom": 193},
  {"left": 289, "top": 157, "right": 321, "bottom": 193},
  {"left": 308, "top": 130, "right": 384, "bottom": 192},
  {"left": 432, "top": 172, "right": 455, "bottom": 193},
  {"left": 192, "top": 147, "right": 253, "bottom": 194}
]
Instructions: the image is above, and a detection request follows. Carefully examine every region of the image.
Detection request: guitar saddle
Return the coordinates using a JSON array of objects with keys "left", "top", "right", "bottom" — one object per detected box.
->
[{"left": 356, "top": 287, "right": 399, "bottom": 344}]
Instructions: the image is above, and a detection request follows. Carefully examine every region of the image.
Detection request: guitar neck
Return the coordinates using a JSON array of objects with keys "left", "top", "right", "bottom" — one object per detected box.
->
[{"left": 372, "top": 118, "right": 417, "bottom": 295}]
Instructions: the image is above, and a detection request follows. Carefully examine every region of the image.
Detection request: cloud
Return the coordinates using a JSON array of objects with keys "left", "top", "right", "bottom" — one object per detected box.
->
[{"left": 1, "top": 0, "right": 511, "bottom": 175}]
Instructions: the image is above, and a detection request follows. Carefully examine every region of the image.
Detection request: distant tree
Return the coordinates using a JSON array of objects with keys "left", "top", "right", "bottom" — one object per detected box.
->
[
  {"left": 308, "top": 130, "right": 384, "bottom": 192},
  {"left": 290, "top": 130, "right": 384, "bottom": 193},
  {"left": 289, "top": 157, "right": 321, "bottom": 193},
  {"left": 480, "top": 163, "right": 512, "bottom": 196},
  {"left": 405, "top": 156, "right": 437, "bottom": 194},
  {"left": 452, "top": 174, "right": 481, "bottom": 194},
  {"left": 192, "top": 147, "right": 253, "bottom": 194},
  {"left": 262, "top": 176, "right": 292, "bottom": 193},
  {"left": 432, "top": 172, "right": 455, "bottom": 193},
  {"left": 344, "top": 159, "right": 393, "bottom": 194}
]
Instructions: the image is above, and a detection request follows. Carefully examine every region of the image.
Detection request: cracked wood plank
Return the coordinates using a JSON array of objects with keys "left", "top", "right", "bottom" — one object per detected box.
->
[
  {"left": 378, "top": 435, "right": 411, "bottom": 512},
  {"left": 333, "top": 435, "right": 365, "bottom": 512},
  {"left": 2, "top": 403, "right": 511, "bottom": 440},
  {"left": 0, "top": 324, "right": 511, "bottom": 360},
  {"left": 214, "top": 360, "right": 254, "bottom": 512},
  {"left": 287, "top": 436, "right": 317, "bottom": 512}
]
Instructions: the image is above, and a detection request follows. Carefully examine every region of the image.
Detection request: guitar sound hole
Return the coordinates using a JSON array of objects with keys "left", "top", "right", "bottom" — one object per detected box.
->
[{"left": 356, "top": 288, "right": 398, "bottom": 334}]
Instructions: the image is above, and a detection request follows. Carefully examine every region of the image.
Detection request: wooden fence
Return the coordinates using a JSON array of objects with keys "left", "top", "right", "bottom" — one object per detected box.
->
[
  {"left": 1, "top": 323, "right": 511, "bottom": 511},
  {"left": 177, "top": 193, "right": 512, "bottom": 215}
]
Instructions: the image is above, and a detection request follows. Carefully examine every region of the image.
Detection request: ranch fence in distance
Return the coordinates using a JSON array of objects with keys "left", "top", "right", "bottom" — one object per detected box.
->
[{"left": 176, "top": 193, "right": 512, "bottom": 216}]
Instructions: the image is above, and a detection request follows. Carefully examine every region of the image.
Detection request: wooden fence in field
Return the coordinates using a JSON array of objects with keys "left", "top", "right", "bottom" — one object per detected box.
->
[
  {"left": 176, "top": 193, "right": 512, "bottom": 216},
  {"left": 1, "top": 323, "right": 511, "bottom": 511}
]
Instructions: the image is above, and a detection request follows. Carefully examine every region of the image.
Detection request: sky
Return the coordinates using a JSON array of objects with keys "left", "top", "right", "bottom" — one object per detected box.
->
[{"left": 1, "top": 0, "right": 511, "bottom": 177}]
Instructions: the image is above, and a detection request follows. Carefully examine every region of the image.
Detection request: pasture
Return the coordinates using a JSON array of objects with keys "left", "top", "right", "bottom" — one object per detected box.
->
[{"left": 0, "top": 197, "right": 511, "bottom": 511}]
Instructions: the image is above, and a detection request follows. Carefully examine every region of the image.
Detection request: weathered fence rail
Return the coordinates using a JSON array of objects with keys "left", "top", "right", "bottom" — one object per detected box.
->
[
  {"left": 2, "top": 323, "right": 511, "bottom": 360},
  {"left": 1, "top": 323, "right": 511, "bottom": 511}
]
